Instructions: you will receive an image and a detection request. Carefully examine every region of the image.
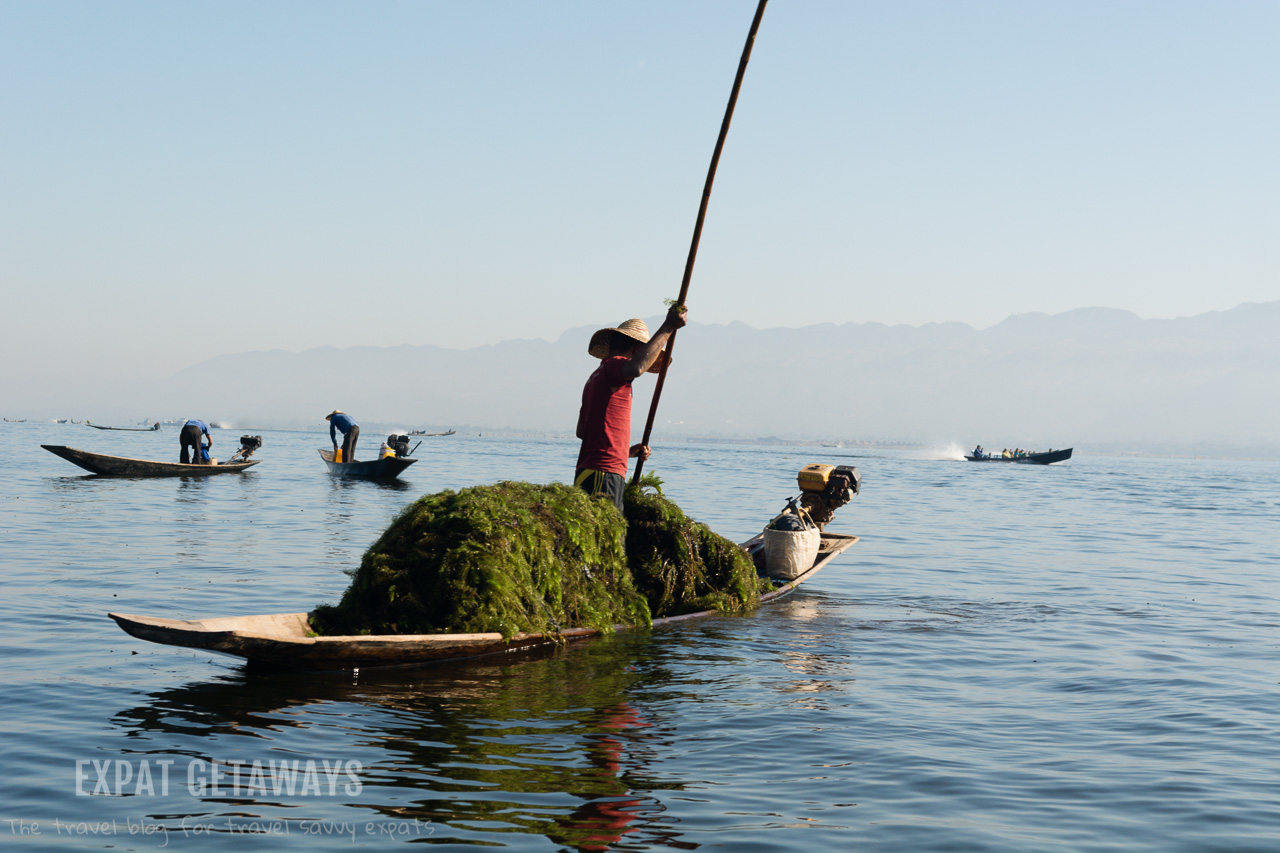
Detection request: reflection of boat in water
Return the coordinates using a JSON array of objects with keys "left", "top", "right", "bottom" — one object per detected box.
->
[
  {"left": 86, "top": 420, "right": 161, "bottom": 431},
  {"left": 42, "top": 445, "right": 261, "bottom": 476},
  {"left": 965, "top": 447, "right": 1072, "bottom": 465},
  {"left": 107, "top": 532, "right": 858, "bottom": 670},
  {"left": 109, "top": 633, "right": 665, "bottom": 850}
]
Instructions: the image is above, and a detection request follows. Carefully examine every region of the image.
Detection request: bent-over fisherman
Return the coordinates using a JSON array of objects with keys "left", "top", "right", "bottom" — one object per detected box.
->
[
  {"left": 179, "top": 418, "right": 212, "bottom": 464},
  {"left": 326, "top": 410, "right": 359, "bottom": 462},
  {"left": 575, "top": 304, "right": 687, "bottom": 511}
]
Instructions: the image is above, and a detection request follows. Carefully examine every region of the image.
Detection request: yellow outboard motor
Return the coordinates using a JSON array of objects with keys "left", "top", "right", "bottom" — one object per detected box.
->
[{"left": 796, "top": 463, "right": 861, "bottom": 529}]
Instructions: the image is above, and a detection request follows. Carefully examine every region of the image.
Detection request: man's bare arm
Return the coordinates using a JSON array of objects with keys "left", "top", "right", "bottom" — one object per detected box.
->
[{"left": 620, "top": 305, "right": 688, "bottom": 380}]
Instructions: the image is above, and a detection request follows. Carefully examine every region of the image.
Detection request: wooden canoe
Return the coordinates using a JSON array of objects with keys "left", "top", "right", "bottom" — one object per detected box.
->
[
  {"left": 108, "top": 531, "right": 859, "bottom": 670},
  {"left": 318, "top": 448, "right": 417, "bottom": 479},
  {"left": 42, "top": 445, "right": 260, "bottom": 476},
  {"left": 964, "top": 447, "right": 1073, "bottom": 465},
  {"left": 86, "top": 421, "right": 161, "bottom": 431}
]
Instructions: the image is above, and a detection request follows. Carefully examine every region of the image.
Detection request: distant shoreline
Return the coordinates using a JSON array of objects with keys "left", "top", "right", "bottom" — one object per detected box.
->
[{"left": 8, "top": 419, "right": 1277, "bottom": 460}]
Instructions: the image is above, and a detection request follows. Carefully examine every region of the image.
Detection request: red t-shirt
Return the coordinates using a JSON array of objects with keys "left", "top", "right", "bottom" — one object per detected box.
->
[{"left": 576, "top": 356, "right": 633, "bottom": 475}]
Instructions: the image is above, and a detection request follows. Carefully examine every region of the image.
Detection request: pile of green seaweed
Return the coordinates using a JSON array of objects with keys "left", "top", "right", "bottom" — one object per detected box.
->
[
  {"left": 309, "top": 475, "right": 767, "bottom": 639},
  {"left": 622, "top": 474, "right": 767, "bottom": 619}
]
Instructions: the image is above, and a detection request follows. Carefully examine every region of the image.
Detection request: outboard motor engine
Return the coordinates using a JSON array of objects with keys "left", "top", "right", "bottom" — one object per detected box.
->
[
  {"left": 795, "top": 463, "right": 861, "bottom": 530},
  {"left": 385, "top": 433, "right": 411, "bottom": 458},
  {"left": 227, "top": 435, "right": 263, "bottom": 463}
]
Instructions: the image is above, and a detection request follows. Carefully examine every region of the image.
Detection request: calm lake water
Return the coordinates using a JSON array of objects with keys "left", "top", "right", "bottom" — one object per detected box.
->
[{"left": 2, "top": 422, "right": 1279, "bottom": 851}]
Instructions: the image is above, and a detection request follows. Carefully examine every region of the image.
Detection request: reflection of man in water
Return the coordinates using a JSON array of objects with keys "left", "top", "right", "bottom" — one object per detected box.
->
[{"left": 550, "top": 703, "right": 647, "bottom": 851}]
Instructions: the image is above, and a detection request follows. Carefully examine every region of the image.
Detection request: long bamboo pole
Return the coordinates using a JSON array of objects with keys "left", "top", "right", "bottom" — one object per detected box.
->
[{"left": 632, "top": 0, "right": 768, "bottom": 484}]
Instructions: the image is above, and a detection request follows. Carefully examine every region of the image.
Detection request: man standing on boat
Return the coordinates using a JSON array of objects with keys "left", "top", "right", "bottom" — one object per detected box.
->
[
  {"left": 326, "top": 410, "right": 359, "bottom": 462},
  {"left": 179, "top": 418, "right": 212, "bottom": 464},
  {"left": 575, "top": 304, "right": 687, "bottom": 512}
]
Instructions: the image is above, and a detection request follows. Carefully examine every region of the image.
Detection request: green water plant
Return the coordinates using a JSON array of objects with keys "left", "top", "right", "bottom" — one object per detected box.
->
[
  {"left": 310, "top": 477, "right": 767, "bottom": 640},
  {"left": 310, "top": 482, "right": 649, "bottom": 639},
  {"left": 623, "top": 473, "right": 769, "bottom": 618}
]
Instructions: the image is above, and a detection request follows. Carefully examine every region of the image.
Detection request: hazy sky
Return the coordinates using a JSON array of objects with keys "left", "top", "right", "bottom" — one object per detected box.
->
[{"left": 3, "top": 1, "right": 1277, "bottom": 386}]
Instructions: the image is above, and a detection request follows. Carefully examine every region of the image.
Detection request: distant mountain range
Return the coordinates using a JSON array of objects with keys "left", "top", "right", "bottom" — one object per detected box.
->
[{"left": 28, "top": 302, "right": 1280, "bottom": 455}]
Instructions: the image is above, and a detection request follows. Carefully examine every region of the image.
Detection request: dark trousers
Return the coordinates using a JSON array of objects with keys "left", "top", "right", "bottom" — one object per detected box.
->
[
  {"left": 575, "top": 468, "right": 625, "bottom": 512},
  {"left": 339, "top": 425, "right": 360, "bottom": 462},
  {"left": 179, "top": 424, "right": 204, "bottom": 464}
]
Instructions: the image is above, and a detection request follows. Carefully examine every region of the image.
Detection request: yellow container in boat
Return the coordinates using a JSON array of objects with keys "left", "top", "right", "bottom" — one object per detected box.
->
[{"left": 334, "top": 448, "right": 343, "bottom": 463}]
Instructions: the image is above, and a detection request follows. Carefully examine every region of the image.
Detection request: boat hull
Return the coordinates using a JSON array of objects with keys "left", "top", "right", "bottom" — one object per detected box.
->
[
  {"left": 108, "top": 532, "right": 859, "bottom": 670},
  {"left": 86, "top": 422, "right": 160, "bottom": 431},
  {"left": 318, "top": 448, "right": 417, "bottom": 479},
  {"left": 42, "top": 445, "right": 260, "bottom": 477},
  {"left": 964, "top": 448, "right": 1073, "bottom": 465}
]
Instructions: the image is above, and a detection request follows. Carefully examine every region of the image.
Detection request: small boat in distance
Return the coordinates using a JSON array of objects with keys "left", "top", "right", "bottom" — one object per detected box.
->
[
  {"left": 107, "top": 531, "right": 859, "bottom": 670},
  {"left": 86, "top": 421, "right": 161, "bottom": 431},
  {"left": 965, "top": 447, "right": 1073, "bottom": 465},
  {"left": 409, "top": 429, "right": 456, "bottom": 436},
  {"left": 318, "top": 448, "right": 417, "bottom": 480},
  {"left": 42, "top": 445, "right": 261, "bottom": 477}
]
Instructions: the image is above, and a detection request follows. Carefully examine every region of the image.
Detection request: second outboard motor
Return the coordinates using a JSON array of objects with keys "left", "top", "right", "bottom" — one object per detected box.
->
[
  {"left": 227, "top": 435, "right": 263, "bottom": 464},
  {"left": 385, "top": 433, "right": 411, "bottom": 458}
]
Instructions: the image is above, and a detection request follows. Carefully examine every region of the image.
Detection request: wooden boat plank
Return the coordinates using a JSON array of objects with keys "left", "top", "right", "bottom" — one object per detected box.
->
[
  {"left": 318, "top": 448, "right": 417, "bottom": 479},
  {"left": 110, "top": 611, "right": 555, "bottom": 667},
  {"left": 107, "top": 532, "right": 859, "bottom": 670},
  {"left": 42, "top": 445, "right": 260, "bottom": 477}
]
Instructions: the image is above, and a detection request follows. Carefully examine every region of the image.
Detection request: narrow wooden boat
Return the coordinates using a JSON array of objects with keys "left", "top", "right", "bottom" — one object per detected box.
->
[
  {"left": 86, "top": 421, "right": 161, "bottom": 431},
  {"left": 319, "top": 448, "right": 417, "bottom": 479},
  {"left": 410, "top": 429, "right": 456, "bottom": 436},
  {"left": 964, "top": 447, "right": 1073, "bottom": 465},
  {"left": 42, "top": 445, "right": 260, "bottom": 477},
  {"left": 108, "top": 531, "right": 859, "bottom": 670}
]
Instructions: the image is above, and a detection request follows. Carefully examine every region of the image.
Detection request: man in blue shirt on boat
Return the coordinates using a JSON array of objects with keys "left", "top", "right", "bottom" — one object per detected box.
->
[
  {"left": 179, "top": 419, "right": 212, "bottom": 464},
  {"left": 326, "top": 410, "right": 359, "bottom": 463}
]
